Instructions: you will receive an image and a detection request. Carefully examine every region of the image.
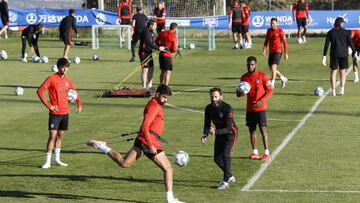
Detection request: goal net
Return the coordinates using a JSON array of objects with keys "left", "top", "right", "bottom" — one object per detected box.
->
[
  {"left": 177, "top": 26, "right": 216, "bottom": 51},
  {"left": 91, "top": 24, "right": 132, "bottom": 49}
]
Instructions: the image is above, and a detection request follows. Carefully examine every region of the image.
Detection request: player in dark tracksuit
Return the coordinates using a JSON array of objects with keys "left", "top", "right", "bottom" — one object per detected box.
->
[
  {"left": 138, "top": 19, "right": 165, "bottom": 88},
  {"left": 59, "top": 9, "right": 78, "bottom": 59},
  {"left": 201, "top": 87, "right": 237, "bottom": 190},
  {"left": 0, "top": 0, "right": 9, "bottom": 38},
  {"left": 21, "top": 24, "right": 42, "bottom": 61},
  {"left": 129, "top": 6, "right": 148, "bottom": 62}
]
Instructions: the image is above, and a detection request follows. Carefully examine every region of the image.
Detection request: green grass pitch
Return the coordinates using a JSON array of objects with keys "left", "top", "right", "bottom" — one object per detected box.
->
[{"left": 0, "top": 37, "right": 360, "bottom": 203}]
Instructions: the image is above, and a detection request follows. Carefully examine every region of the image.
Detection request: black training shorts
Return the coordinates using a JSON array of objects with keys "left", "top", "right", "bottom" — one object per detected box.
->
[
  {"left": 330, "top": 56, "right": 348, "bottom": 70},
  {"left": 157, "top": 23, "right": 165, "bottom": 33},
  {"left": 246, "top": 111, "right": 267, "bottom": 131},
  {"left": 140, "top": 52, "right": 154, "bottom": 68},
  {"left": 159, "top": 55, "right": 173, "bottom": 71},
  {"left": 232, "top": 22, "right": 242, "bottom": 34},
  {"left": 48, "top": 114, "right": 69, "bottom": 131},
  {"left": 120, "top": 19, "right": 131, "bottom": 25},
  {"left": 268, "top": 52, "right": 282, "bottom": 66},
  {"left": 133, "top": 138, "right": 163, "bottom": 159},
  {"left": 240, "top": 24, "right": 249, "bottom": 33},
  {"left": 296, "top": 18, "right": 307, "bottom": 28}
]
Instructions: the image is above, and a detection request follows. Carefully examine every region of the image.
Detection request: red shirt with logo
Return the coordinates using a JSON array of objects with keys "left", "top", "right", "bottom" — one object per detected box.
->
[
  {"left": 117, "top": 0, "right": 132, "bottom": 20},
  {"left": 155, "top": 30, "right": 177, "bottom": 57},
  {"left": 37, "top": 73, "right": 82, "bottom": 115},
  {"left": 292, "top": 1, "right": 309, "bottom": 19},
  {"left": 241, "top": 5, "right": 251, "bottom": 25},
  {"left": 352, "top": 29, "right": 360, "bottom": 47},
  {"left": 264, "top": 27, "right": 288, "bottom": 54},
  {"left": 240, "top": 70, "right": 273, "bottom": 112}
]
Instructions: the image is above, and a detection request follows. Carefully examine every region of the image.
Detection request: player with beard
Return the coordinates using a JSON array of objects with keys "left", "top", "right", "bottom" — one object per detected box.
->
[
  {"left": 201, "top": 87, "right": 237, "bottom": 190},
  {"left": 86, "top": 85, "right": 184, "bottom": 203}
]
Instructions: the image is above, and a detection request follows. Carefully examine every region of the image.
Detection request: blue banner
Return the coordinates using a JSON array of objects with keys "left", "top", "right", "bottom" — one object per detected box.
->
[{"left": 1, "top": 8, "right": 359, "bottom": 30}]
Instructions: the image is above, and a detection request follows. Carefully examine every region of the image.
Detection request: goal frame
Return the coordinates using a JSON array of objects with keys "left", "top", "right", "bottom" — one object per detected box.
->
[{"left": 91, "top": 24, "right": 132, "bottom": 50}]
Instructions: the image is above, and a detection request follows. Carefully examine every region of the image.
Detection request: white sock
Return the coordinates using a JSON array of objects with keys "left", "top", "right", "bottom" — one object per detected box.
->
[
  {"left": 280, "top": 75, "right": 287, "bottom": 81},
  {"left": 354, "top": 72, "right": 359, "bottom": 79},
  {"left": 271, "top": 79, "right": 275, "bottom": 87},
  {"left": 166, "top": 191, "right": 174, "bottom": 201},
  {"left": 340, "top": 86, "right": 345, "bottom": 93},
  {"left": 45, "top": 152, "right": 52, "bottom": 164},
  {"left": 54, "top": 148, "right": 61, "bottom": 162},
  {"left": 264, "top": 149, "right": 270, "bottom": 155},
  {"left": 99, "top": 145, "right": 112, "bottom": 154},
  {"left": 253, "top": 149, "right": 259, "bottom": 155},
  {"left": 332, "top": 89, "right": 336, "bottom": 95}
]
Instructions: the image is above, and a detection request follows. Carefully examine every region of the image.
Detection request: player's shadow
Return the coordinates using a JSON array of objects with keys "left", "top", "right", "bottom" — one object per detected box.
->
[
  {"left": 273, "top": 92, "right": 314, "bottom": 96},
  {"left": 0, "top": 190, "right": 148, "bottom": 202}
]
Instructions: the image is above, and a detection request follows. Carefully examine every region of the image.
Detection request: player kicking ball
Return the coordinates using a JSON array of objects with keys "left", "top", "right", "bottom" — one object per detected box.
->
[{"left": 86, "top": 85, "right": 184, "bottom": 203}]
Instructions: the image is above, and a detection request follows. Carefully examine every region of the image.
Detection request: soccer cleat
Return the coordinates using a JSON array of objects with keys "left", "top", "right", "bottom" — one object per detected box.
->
[
  {"left": 167, "top": 198, "right": 186, "bottom": 203},
  {"left": 281, "top": 78, "right": 288, "bottom": 88},
  {"left": 21, "top": 58, "right": 28, "bottom": 63},
  {"left": 228, "top": 176, "right": 236, "bottom": 183},
  {"left": 249, "top": 153, "right": 260, "bottom": 159},
  {"left": 41, "top": 162, "right": 51, "bottom": 169},
  {"left": 54, "top": 160, "right": 68, "bottom": 167},
  {"left": 217, "top": 181, "right": 229, "bottom": 190},
  {"left": 261, "top": 154, "right": 270, "bottom": 161},
  {"left": 129, "top": 57, "right": 136, "bottom": 62},
  {"left": 86, "top": 139, "right": 107, "bottom": 149},
  {"left": 354, "top": 77, "right": 359, "bottom": 83},
  {"left": 302, "top": 36, "right": 307, "bottom": 43},
  {"left": 338, "top": 89, "right": 344, "bottom": 95}
]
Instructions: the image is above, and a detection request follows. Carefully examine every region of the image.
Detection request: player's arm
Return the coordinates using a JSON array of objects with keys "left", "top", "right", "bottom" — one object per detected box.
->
[
  {"left": 117, "top": 4, "right": 122, "bottom": 19},
  {"left": 257, "top": 76, "right": 273, "bottom": 106},
  {"left": 214, "top": 107, "right": 235, "bottom": 136},
  {"left": 140, "top": 105, "right": 158, "bottom": 148},
  {"left": 347, "top": 31, "right": 357, "bottom": 58},
  {"left": 323, "top": 32, "right": 330, "bottom": 57},
  {"left": 228, "top": 9, "right": 233, "bottom": 28},
  {"left": 68, "top": 81, "right": 82, "bottom": 113},
  {"left": 262, "top": 31, "right": 269, "bottom": 56},
  {"left": 37, "top": 77, "right": 53, "bottom": 110},
  {"left": 281, "top": 30, "right": 288, "bottom": 60},
  {"left": 170, "top": 37, "right": 177, "bottom": 53},
  {"left": 145, "top": 31, "right": 161, "bottom": 50},
  {"left": 201, "top": 106, "right": 212, "bottom": 144},
  {"left": 291, "top": 4, "right": 296, "bottom": 21},
  {"left": 306, "top": 3, "right": 309, "bottom": 19},
  {"left": 72, "top": 17, "right": 78, "bottom": 35}
]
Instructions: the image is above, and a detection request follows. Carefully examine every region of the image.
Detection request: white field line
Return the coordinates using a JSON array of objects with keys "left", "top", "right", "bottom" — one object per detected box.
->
[
  {"left": 248, "top": 189, "right": 360, "bottom": 194},
  {"left": 241, "top": 68, "right": 352, "bottom": 192}
]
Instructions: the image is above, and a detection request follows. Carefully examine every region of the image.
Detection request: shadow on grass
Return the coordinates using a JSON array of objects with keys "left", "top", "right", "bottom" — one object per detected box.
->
[{"left": 0, "top": 190, "right": 148, "bottom": 202}]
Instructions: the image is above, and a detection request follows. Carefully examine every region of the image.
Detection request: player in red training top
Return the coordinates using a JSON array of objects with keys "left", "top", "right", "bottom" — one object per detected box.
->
[
  {"left": 155, "top": 22, "right": 178, "bottom": 85},
  {"left": 292, "top": 0, "right": 310, "bottom": 44},
  {"left": 37, "top": 58, "right": 82, "bottom": 169},
  {"left": 351, "top": 29, "right": 360, "bottom": 83},
  {"left": 118, "top": 0, "right": 132, "bottom": 43},
  {"left": 153, "top": 1, "right": 166, "bottom": 33},
  {"left": 237, "top": 56, "right": 273, "bottom": 161},
  {"left": 86, "top": 85, "right": 184, "bottom": 203},
  {"left": 240, "top": 1, "right": 251, "bottom": 48},
  {"left": 262, "top": 17, "right": 288, "bottom": 89},
  {"left": 228, "top": 0, "right": 243, "bottom": 49}
]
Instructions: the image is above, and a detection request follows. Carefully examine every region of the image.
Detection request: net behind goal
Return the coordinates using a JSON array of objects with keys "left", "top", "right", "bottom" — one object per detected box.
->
[
  {"left": 177, "top": 26, "right": 216, "bottom": 51},
  {"left": 92, "top": 25, "right": 132, "bottom": 49}
]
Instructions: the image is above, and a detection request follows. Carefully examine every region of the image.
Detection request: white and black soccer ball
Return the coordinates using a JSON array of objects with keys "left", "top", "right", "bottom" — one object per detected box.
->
[
  {"left": 189, "top": 43, "right": 195, "bottom": 50},
  {"left": 31, "top": 55, "right": 41, "bottom": 63},
  {"left": 0, "top": 50, "right": 8, "bottom": 60},
  {"left": 51, "top": 64, "right": 58, "bottom": 72},
  {"left": 314, "top": 86, "right": 324, "bottom": 96},
  {"left": 14, "top": 87, "right": 24, "bottom": 96},
  {"left": 67, "top": 89, "right": 78, "bottom": 102},
  {"left": 92, "top": 54, "right": 100, "bottom": 60},
  {"left": 236, "top": 81, "right": 251, "bottom": 95},
  {"left": 173, "top": 150, "right": 189, "bottom": 167},
  {"left": 42, "top": 56, "right": 49, "bottom": 63},
  {"left": 73, "top": 56, "right": 81, "bottom": 64}
]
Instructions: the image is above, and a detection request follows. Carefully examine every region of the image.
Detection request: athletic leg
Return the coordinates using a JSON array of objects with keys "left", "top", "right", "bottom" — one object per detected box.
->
[{"left": 164, "top": 70, "right": 172, "bottom": 85}]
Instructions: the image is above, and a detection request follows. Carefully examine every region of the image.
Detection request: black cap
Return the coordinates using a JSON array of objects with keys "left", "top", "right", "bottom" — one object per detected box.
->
[
  {"left": 69, "top": 9, "right": 75, "bottom": 15},
  {"left": 335, "top": 17, "right": 344, "bottom": 25}
]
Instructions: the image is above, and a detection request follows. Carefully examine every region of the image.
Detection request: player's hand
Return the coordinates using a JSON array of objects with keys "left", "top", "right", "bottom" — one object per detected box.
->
[
  {"left": 228, "top": 23, "right": 231, "bottom": 29},
  {"left": 262, "top": 49, "right": 266, "bottom": 57},
  {"left": 284, "top": 53, "right": 289, "bottom": 61},
  {"left": 236, "top": 89, "right": 245, "bottom": 97},
  {"left": 148, "top": 146, "right": 157, "bottom": 155},
  {"left": 322, "top": 56, "right": 327, "bottom": 66},
  {"left": 209, "top": 127, "right": 216, "bottom": 136},
  {"left": 76, "top": 106, "right": 82, "bottom": 114},
  {"left": 159, "top": 46, "right": 165, "bottom": 51},
  {"left": 50, "top": 105, "right": 59, "bottom": 112},
  {"left": 253, "top": 100, "right": 262, "bottom": 108},
  {"left": 201, "top": 135, "right": 208, "bottom": 145}
]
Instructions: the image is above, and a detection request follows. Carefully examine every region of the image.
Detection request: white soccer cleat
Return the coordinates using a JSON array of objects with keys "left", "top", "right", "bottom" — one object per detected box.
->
[
  {"left": 302, "top": 36, "right": 307, "bottom": 43},
  {"left": 21, "top": 58, "right": 28, "bottom": 63},
  {"left": 86, "top": 139, "right": 107, "bottom": 149},
  {"left": 41, "top": 162, "right": 51, "bottom": 169},
  {"left": 228, "top": 176, "right": 236, "bottom": 183},
  {"left": 167, "top": 198, "right": 186, "bottom": 203},
  {"left": 217, "top": 181, "right": 229, "bottom": 190},
  {"left": 354, "top": 77, "right": 359, "bottom": 83},
  {"left": 54, "top": 160, "right": 68, "bottom": 167},
  {"left": 281, "top": 78, "right": 288, "bottom": 88}
]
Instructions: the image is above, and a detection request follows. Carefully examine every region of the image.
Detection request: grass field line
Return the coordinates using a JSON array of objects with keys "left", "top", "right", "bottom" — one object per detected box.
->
[
  {"left": 240, "top": 67, "right": 353, "bottom": 192},
  {"left": 248, "top": 189, "right": 360, "bottom": 194}
]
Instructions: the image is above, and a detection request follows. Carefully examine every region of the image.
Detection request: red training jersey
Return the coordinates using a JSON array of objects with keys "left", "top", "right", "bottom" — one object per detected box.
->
[
  {"left": 264, "top": 27, "right": 288, "bottom": 54},
  {"left": 37, "top": 73, "right": 82, "bottom": 115},
  {"left": 292, "top": 1, "right": 309, "bottom": 19},
  {"left": 241, "top": 5, "right": 251, "bottom": 25},
  {"left": 117, "top": 0, "right": 132, "bottom": 20},
  {"left": 352, "top": 29, "right": 360, "bottom": 47},
  {"left": 136, "top": 98, "right": 165, "bottom": 150},
  {"left": 154, "top": 7, "right": 166, "bottom": 24},
  {"left": 229, "top": 4, "right": 242, "bottom": 23},
  {"left": 240, "top": 70, "right": 273, "bottom": 112},
  {"left": 155, "top": 30, "right": 177, "bottom": 57}
]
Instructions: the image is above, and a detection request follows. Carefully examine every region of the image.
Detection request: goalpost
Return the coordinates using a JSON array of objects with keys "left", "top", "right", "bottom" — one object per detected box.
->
[
  {"left": 91, "top": 24, "right": 132, "bottom": 49},
  {"left": 177, "top": 26, "right": 216, "bottom": 51}
]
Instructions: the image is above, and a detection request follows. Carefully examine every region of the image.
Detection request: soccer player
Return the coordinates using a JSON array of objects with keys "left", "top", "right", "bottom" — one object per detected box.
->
[
  {"left": 117, "top": 0, "right": 132, "bottom": 43},
  {"left": 237, "top": 56, "right": 273, "bottom": 161},
  {"left": 129, "top": 6, "right": 148, "bottom": 62},
  {"left": 292, "top": 0, "right": 310, "bottom": 44},
  {"left": 86, "top": 85, "right": 184, "bottom": 203},
  {"left": 139, "top": 19, "right": 165, "bottom": 89},
  {"left": 240, "top": 1, "right": 251, "bottom": 48},
  {"left": 153, "top": 2, "right": 166, "bottom": 33},
  {"left": 59, "top": 9, "right": 78, "bottom": 59},
  {"left": 201, "top": 87, "right": 237, "bottom": 190},
  {"left": 262, "top": 17, "right": 288, "bottom": 89},
  {"left": 228, "top": 0, "right": 242, "bottom": 49},
  {"left": 21, "top": 24, "right": 43, "bottom": 63},
  {"left": 351, "top": 29, "right": 360, "bottom": 83},
  {"left": 37, "top": 58, "right": 82, "bottom": 169},
  {"left": 155, "top": 22, "right": 178, "bottom": 85},
  {"left": 0, "top": 0, "right": 9, "bottom": 39},
  {"left": 322, "top": 17, "right": 356, "bottom": 96}
]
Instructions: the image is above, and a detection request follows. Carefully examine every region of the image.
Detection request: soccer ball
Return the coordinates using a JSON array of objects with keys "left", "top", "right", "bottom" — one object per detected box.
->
[
  {"left": 42, "top": 56, "right": 49, "bottom": 63},
  {"left": 51, "top": 64, "right": 58, "bottom": 72},
  {"left": 189, "top": 43, "right": 195, "bottom": 50},
  {"left": 314, "top": 87, "right": 324, "bottom": 96},
  {"left": 0, "top": 50, "right": 8, "bottom": 59},
  {"left": 236, "top": 81, "right": 251, "bottom": 95},
  {"left": 173, "top": 150, "right": 189, "bottom": 167},
  {"left": 348, "top": 47, "right": 353, "bottom": 55},
  {"left": 31, "top": 55, "right": 41, "bottom": 63},
  {"left": 67, "top": 89, "right": 78, "bottom": 102},
  {"left": 14, "top": 87, "right": 24, "bottom": 96},
  {"left": 73, "top": 56, "right": 81, "bottom": 64},
  {"left": 92, "top": 54, "right": 100, "bottom": 60}
]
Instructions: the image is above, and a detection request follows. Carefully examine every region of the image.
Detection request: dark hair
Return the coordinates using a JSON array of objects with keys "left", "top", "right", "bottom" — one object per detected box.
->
[
  {"left": 156, "top": 85, "right": 172, "bottom": 96},
  {"left": 169, "top": 22, "right": 178, "bottom": 30},
  {"left": 247, "top": 56, "right": 257, "bottom": 63},
  {"left": 271, "top": 17, "right": 278, "bottom": 22},
  {"left": 147, "top": 19, "right": 156, "bottom": 27},
  {"left": 69, "top": 9, "right": 75, "bottom": 15},
  {"left": 210, "top": 87, "right": 222, "bottom": 95},
  {"left": 334, "top": 17, "right": 344, "bottom": 27},
  {"left": 57, "top": 58, "right": 70, "bottom": 68},
  {"left": 136, "top": 6, "right": 142, "bottom": 12}
]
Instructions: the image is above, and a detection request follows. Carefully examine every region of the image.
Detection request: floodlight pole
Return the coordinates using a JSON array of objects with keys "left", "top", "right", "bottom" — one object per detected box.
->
[
  {"left": 98, "top": 0, "right": 104, "bottom": 10},
  {"left": 331, "top": 0, "right": 334, "bottom": 10},
  {"left": 269, "top": 0, "right": 272, "bottom": 11}
]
